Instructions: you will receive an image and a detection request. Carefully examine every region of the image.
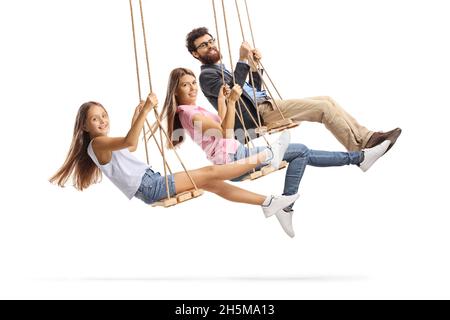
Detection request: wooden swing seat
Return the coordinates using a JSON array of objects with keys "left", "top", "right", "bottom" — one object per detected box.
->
[
  {"left": 268, "top": 122, "right": 299, "bottom": 135},
  {"left": 267, "top": 118, "right": 294, "bottom": 130},
  {"left": 152, "top": 189, "right": 205, "bottom": 208},
  {"left": 242, "top": 160, "right": 288, "bottom": 181},
  {"left": 255, "top": 119, "right": 299, "bottom": 135}
]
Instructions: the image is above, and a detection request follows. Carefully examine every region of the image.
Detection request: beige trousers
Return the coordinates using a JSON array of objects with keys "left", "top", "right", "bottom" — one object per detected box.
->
[{"left": 258, "top": 96, "right": 374, "bottom": 151}]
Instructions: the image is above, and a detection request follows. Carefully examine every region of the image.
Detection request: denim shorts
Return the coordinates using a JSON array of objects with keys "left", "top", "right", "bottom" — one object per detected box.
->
[
  {"left": 228, "top": 145, "right": 269, "bottom": 182},
  {"left": 134, "top": 168, "right": 176, "bottom": 205}
]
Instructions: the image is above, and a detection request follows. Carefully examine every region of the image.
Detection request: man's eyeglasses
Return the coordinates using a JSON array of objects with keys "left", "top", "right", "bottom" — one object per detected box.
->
[{"left": 195, "top": 38, "right": 216, "bottom": 51}]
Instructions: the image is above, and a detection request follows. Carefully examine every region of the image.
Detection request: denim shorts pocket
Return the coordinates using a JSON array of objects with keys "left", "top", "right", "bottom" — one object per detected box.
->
[{"left": 135, "top": 172, "right": 157, "bottom": 205}]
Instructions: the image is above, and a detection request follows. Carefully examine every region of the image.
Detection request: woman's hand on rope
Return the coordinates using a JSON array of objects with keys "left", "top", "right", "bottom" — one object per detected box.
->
[
  {"left": 219, "top": 84, "right": 242, "bottom": 103},
  {"left": 219, "top": 84, "right": 231, "bottom": 103},
  {"left": 221, "top": 85, "right": 240, "bottom": 138},
  {"left": 218, "top": 85, "right": 230, "bottom": 121},
  {"left": 228, "top": 84, "right": 243, "bottom": 103}
]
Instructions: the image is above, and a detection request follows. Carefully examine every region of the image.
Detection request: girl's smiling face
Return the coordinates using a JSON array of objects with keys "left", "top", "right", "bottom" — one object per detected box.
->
[
  {"left": 85, "top": 104, "right": 110, "bottom": 138},
  {"left": 176, "top": 74, "right": 198, "bottom": 106}
]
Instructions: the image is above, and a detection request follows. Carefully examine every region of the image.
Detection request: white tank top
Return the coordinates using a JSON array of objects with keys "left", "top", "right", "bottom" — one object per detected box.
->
[{"left": 87, "top": 141, "right": 150, "bottom": 199}]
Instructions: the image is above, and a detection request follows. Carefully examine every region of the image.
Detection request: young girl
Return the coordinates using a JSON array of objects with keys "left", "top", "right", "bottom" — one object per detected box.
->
[
  {"left": 162, "top": 68, "right": 391, "bottom": 237},
  {"left": 50, "top": 93, "right": 300, "bottom": 228}
]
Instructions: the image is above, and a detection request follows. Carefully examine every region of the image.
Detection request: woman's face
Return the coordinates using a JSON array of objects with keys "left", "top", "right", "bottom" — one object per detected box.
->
[
  {"left": 176, "top": 74, "right": 198, "bottom": 106},
  {"left": 85, "top": 104, "right": 110, "bottom": 138}
]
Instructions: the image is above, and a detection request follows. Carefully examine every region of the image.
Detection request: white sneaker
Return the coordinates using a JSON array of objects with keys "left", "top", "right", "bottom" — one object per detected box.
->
[
  {"left": 275, "top": 209, "right": 295, "bottom": 238},
  {"left": 262, "top": 194, "right": 300, "bottom": 218},
  {"left": 359, "top": 140, "right": 391, "bottom": 172},
  {"left": 269, "top": 131, "right": 291, "bottom": 169}
]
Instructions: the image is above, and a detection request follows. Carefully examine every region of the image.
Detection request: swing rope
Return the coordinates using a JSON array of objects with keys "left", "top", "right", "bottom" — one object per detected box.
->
[
  {"left": 213, "top": 0, "right": 271, "bottom": 149},
  {"left": 139, "top": 0, "right": 201, "bottom": 193},
  {"left": 215, "top": 0, "right": 295, "bottom": 137},
  {"left": 130, "top": 0, "right": 173, "bottom": 176},
  {"left": 144, "top": 122, "right": 173, "bottom": 176},
  {"left": 129, "top": 0, "right": 201, "bottom": 201},
  {"left": 211, "top": 0, "right": 290, "bottom": 181},
  {"left": 129, "top": 0, "right": 150, "bottom": 165},
  {"left": 221, "top": 0, "right": 261, "bottom": 152},
  {"left": 216, "top": 0, "right": 271, "bottom": 147},
  {"left": 153, "top": 107, "right": 201, "bottom": 192},
  {"left": 211, "top": 0, "right": 226, "bottom": 86},
  {"left": 243, "top": 0, "right": 283, "bottom": 101},
  {"left": 136, "top": 0, "right": 172, "bottom": 197},
  {"left": 233, "top": 0, "right": 286, "bottom": 121},
  {"left": 138, "top": 0, "right": 153, "bottom": 93},
  {"left": 214, "top": 0, "right": 261, "bottom": 153},
  {"left": 234, "top": 0, "right": 263, "bottom": 129}
]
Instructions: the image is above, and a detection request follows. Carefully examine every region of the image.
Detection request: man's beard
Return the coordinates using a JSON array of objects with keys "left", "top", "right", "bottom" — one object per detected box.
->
[{"left": 198, "top": 48, "right": 221, "bottom": 65}]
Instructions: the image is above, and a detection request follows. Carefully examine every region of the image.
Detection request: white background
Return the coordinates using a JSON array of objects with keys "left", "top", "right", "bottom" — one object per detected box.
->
[{"left": 0, "top": 0, "right": 449, "bottom": 299}]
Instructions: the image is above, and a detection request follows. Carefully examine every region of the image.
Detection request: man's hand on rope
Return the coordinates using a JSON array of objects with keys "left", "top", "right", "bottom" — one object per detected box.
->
[
  {"left": 240, "top": 42, "right": 262, "bottom": 71},
  {"left": 252, "top": 49, "right": 262, "bottom": 64},
  {"left": 239, "top": 41, "right": 253, "bottom": 62},
  {"left": 249, "top": 49, "right": 262, "bottom": 72}
]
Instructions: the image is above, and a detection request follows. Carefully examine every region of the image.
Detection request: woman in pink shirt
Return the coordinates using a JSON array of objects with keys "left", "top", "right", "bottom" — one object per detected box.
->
[{"left": 162, "top": 68, "right": 390, "bottom": 238}]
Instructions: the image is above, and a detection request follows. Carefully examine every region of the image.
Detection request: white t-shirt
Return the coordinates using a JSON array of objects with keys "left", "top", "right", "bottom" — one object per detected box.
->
[{"left": 87, "top": 141, "right": 150, "bottom": 199}]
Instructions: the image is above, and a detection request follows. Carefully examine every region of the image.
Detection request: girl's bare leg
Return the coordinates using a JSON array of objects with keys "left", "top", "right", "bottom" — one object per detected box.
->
[
  {"left": 202, "top": 181, "right": 265, "bottom": 205},
  {"left": 173, "top": 151, "right": 268, "bottom": 194}
]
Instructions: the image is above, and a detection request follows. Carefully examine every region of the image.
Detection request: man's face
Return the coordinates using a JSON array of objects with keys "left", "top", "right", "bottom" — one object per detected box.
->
[{"left": 192, "top": 34, "right": 221, "bottom": 64}]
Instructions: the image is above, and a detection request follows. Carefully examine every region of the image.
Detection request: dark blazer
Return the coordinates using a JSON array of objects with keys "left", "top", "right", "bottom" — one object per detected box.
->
[{"left": 199, "top": 62, "right": 264, "bottom": 142}]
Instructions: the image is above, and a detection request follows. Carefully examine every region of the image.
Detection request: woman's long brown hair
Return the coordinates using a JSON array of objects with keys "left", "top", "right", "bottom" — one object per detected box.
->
[
  {"left": 50, "top": 102, "right": 103, "bottom": 190},
  {"left": 160, "top": 68, "right": 196, "bottom": 149}
]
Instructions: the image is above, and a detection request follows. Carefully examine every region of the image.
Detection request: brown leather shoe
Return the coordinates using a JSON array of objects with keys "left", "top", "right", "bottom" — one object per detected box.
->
[
  {"left": 385, "top": 128, "right": 402, "bottom": 152},
  {"left": 365, "top": 128, "right": 402, "bottom": 150}
]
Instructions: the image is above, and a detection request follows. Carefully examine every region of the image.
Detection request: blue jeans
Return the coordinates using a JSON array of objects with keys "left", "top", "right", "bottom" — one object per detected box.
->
[{"left": 230, "top": 144, "right": 363, "bottom": 209}]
